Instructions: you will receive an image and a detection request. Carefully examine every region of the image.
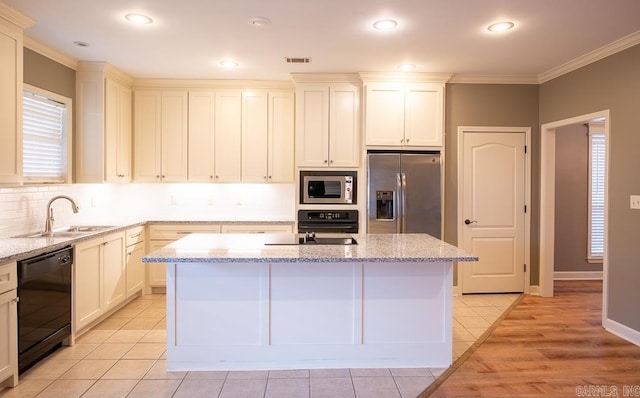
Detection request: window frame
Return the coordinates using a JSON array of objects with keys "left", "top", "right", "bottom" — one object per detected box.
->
[
  {"left": 22, "top": 83, "right": 73, "bottom": 184},
  {"left": 587, "top": 122, "right": 605, "bottom": 263}
]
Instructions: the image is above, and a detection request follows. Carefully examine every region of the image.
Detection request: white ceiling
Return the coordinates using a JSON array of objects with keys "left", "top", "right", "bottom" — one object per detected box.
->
[{"left": 5, "top": 0, "right": 640, "bottom": 81}]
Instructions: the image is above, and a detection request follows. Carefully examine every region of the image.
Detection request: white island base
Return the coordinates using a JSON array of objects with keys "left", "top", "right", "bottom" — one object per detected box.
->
[{"left": 165, "top": 260, "right": 453, "bottom": 371}]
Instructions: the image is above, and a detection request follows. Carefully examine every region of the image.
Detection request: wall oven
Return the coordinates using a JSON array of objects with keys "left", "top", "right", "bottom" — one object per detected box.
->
[
  {"left": 298, "top": 210, "right": 359, "bottom": 234},
  {"left": 17, "top": 246, "right": 72, "bottom": 373},
  {"left": 300, "top": 171, "right": 357, "bottom": 205}
]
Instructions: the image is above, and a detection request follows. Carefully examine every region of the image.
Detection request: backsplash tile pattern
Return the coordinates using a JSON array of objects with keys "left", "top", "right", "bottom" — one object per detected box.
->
[{"left": 0, "top": 183, "right": 295, "bottom": 239}]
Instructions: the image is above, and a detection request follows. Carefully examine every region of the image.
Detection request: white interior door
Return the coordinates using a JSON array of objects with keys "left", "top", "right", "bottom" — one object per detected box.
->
[{"left": 461, "top": 131, "right": 526, "bottom": 293}]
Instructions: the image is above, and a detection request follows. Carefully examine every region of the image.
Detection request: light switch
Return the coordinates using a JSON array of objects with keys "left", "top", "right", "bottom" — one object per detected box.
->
[{"left": 630, "top": 195, "right": 640, "bottom": 209}]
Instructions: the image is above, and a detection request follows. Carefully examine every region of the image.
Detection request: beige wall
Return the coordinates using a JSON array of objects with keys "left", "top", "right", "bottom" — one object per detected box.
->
[
  {"left": 554, "top": 123, "right": 601, "bottom": 272},
  {"left": 23, "top": 48, "right": 75, "bottom": 99},
  {"left": 444, "top": 84, "right": 540, "bottom": 285},
  {"left": 540, "top": 44, "right": 640, "bottom": 331}
]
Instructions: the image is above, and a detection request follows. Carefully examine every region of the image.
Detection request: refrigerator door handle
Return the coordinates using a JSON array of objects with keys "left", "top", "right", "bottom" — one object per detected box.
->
[
  {"left": 396, "top": 173, "right": 402, "bottom": 233},
  {"left": 401, "top": 173, "right": 407, "bottom": 233}
]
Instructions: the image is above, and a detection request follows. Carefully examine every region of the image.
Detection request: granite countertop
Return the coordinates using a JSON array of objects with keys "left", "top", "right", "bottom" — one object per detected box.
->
[
  {"left": 0, "top": 220, "right": 294, "bottom": 263},
  {"left": 142, "top": 233, "right": 478, "bottom": 263}
]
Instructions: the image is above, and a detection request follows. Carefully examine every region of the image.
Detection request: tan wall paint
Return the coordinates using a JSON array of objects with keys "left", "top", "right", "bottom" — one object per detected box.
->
[
  {"left": 23, "top": 48, "right": 75, "bottom": 99},
  {"left": 445, "top": 84, "right": 540, "bottom": 285},
  {"left": 554, "top": 123, "right": 601, "bottom": 272},
  {"left": 540, "top": 44, "right": 640, "bottom": 331}
]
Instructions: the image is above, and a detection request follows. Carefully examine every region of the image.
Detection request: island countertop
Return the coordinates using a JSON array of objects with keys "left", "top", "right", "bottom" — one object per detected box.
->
[{"left": 142, "top": 233, "right": 478, "bottom": 263}]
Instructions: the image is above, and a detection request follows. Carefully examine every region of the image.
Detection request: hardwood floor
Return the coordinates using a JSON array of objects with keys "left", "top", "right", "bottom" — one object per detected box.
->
[{"left": 424, "top": 281, "right": 640, "bottom": 397}]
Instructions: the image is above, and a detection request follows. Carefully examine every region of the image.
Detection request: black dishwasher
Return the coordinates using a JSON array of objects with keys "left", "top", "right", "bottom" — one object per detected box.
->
[{"left": 17, "top": 246, "right": 72, "bottom": 373}]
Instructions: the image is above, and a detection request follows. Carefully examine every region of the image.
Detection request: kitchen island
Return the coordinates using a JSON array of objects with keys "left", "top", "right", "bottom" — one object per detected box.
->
[{"left": 143, "top": 233, "right": 477, "bottom": 371}]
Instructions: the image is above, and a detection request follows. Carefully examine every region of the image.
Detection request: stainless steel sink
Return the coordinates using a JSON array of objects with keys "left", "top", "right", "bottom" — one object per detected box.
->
[{"left": 14, "top": 226, "right": 115, "bottom": 238}]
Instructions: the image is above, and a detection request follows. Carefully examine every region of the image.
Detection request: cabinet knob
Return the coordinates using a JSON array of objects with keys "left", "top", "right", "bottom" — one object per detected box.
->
[
  {"left": 156, "top": 175, "right": 160, "bottom": 179},
  {"left": 329, "top": 160, "right": 334, "bottom": 164},
  {"left": 400, "top": 139, "right": 404, "bottom": 143},
  {"left": 323, "top": 160, "right": 328, "bottom": 164},
  {"left": 215, "top": 176, "right": 219, "bottom": 180},
  {"left": 12, "top": 297, "right": 19, "bottom": 303},
  {"left": 406, "top": 138, "right": 410, "bottom": 144},
  {"left": 268, "top": 176, "right": 272, "bottom": 180},
  {"left": 263, "top": 176, "right": 267, "bottom": 180},
  {"left": 162, "top": 175, "right": 166, "bottom": 178},
  {"left": 210, "top": 176, "right": 213, "bottom": 180}
]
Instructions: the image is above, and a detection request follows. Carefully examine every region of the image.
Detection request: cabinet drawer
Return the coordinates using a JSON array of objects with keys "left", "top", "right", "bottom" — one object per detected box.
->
[
  {"left": 0, "top": 262, "right": 17, "bottom": 294},
  {"left": 220, "top": 224, "right": 293, "bottom": 234},
  {"left": 126, "top": 226, "right": 146, "bottom": 246},
  {"left": 148, "top": 224, "right": 221, "bottom": 240}
]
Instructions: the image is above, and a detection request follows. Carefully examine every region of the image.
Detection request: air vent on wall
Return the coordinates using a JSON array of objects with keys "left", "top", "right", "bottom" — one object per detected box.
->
[{"left": 285, "top": 57, "right": 311, "bottom": 64}]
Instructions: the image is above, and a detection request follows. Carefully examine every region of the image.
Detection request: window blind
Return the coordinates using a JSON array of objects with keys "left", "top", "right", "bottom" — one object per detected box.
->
[
  {"left": 589, "top": 132, "right": 605, "bottom": 258},
  {"left": 23, "top": 91, "right": 68, "bottom": 181}
]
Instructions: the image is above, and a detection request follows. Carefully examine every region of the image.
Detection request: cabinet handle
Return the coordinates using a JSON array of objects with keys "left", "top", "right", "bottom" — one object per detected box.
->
[
  {"left": 400, "top": 139, "right": 404, "bottom": 144},
  {"left": 131, "top": 233, "right": 141, "bottom": 238},
  {"left": 406, "top": 138, "right": 410, "bottom": 143},
  {"left": 177, "top": 231, "right": 191, "bottom": 234},
  {"left": 12, "top": 297, "right": 19, "bottom": 303}
]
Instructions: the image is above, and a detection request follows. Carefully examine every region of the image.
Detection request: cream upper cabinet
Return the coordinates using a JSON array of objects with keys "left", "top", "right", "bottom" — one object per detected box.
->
[
  {"left": 134, "top": 90, "right": 188, "bottom": 182},
  {"left": 365, "top": 82, "right": 444, "bottom": 147},
  {"left": 0, "top": 18, "right": 24, "bottom": 185},
  {"left": 104, "top": 78, "right": 132, "bottom": 182},
  {"left": 76, "top": 62, "right": 133, "bottom": 183},
  {"left": 188, "top": 91, "right": 216, "bottom": 182},
  {"left": 241, "top": 90, "right": 269, "bottom": 182},
  {"left": 214, "top": 90, "right": 242, "bottom": 182},
  {"left": 242, "top": 91, "right": 294, "bottom": 182},
  {"left": 295, "top": 83, "right": 360, "bottom": 168}
]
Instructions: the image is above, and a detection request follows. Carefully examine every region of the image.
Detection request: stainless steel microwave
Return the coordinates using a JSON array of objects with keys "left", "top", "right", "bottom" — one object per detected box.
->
[{"left": 300, "top": 171, "right": 357, "bottom": 205}]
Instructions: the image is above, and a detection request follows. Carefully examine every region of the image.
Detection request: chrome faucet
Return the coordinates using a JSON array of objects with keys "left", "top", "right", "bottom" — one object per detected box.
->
[{"left": 44, "top": 195, "right": 79, "bottom": 234}]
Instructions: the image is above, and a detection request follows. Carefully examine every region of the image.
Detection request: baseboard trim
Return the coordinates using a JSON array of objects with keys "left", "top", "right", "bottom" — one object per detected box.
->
[
  {"left": 553, "top": 271, "right": 603, "bottom": 280},
  {"left": 603, "top": 318, "right": 640, "bottom": 347},
  {"left": 528, "top": 285, "right": 540, "bottom": 296},
  {"left": 452, "top": 285, "right": 462, "bottom": 296}
]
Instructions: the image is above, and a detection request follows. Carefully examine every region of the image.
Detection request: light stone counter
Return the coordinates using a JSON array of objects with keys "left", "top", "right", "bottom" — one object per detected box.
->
[{"left": 143, "top": 233, "right": 478, "bottom": 263}]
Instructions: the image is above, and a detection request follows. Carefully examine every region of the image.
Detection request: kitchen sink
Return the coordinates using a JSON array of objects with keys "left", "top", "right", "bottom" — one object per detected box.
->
[{"left": 14, "top": 225, "right": 115, "bottom": 238}]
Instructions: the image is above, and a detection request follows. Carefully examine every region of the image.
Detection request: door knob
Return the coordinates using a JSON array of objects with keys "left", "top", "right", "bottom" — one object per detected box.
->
[{"left": 464, "top": 219, "right": 477, "bottom": 225}]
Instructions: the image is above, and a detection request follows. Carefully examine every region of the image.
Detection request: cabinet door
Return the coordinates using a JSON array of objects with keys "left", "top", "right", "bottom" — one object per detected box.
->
[
  {"left": 134, "top": 90, "right": 162, "bottom": 181},
  {"left": 364, "top": 83, "right": 405, "bottom": 146},
  {"left": 329, "top": 84, "right": 360, "bottom": 167},
  {"left": 268, "top": 92, "right": 294, "bottom": 182},
  {"left": 147, "top": 240, "right": 170, "bottom": 287},
  {"left": 0, "top": 21, "right": 22, "bottom": 184},
  {"left": 126, "top": 241, "right": 145, "bottom": 297},
  {"left": 295, "top": 85, "right": 329, "bottom": 167},
  {"left": 161, "top": 91, "right": 188, "bottom": 182},
  {"left": 103, "top": 232, "right": 126, "bottom": 311},
  {"left": 242, "top": 90, "right": 268, "bottom": 182},
  {"left": 105, "top": 80, "right": 132, "bottom": 182},
  {"left": 214, "top": 90, "right": 242, "bottom": 182},
  {"left": 0, "top": 289, "right": 17, "bottom": 387},
  {"left": 188, "top": 91, "right": 216, "bottom": 182},
  {"left": 74, "top": 238, "right": 103, "bottom": 332},
  {"left": 404, "top": 84, "right": 443, "bottom": 147}
]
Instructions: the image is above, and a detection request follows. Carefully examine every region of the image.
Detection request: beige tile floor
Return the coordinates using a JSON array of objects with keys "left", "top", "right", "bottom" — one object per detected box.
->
[{"left": 1, "top": 292, "right": 519, "bottom": 398}]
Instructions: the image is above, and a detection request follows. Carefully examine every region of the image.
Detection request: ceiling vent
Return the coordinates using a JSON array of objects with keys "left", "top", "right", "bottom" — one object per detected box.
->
[{"left": 285, "top": 57, "right": 311, "bottom": 64}]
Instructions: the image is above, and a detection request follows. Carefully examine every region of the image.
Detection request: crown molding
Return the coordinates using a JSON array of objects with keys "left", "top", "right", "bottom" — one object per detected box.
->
[
  {"left": 538, "top": 30, "right": 640, "bottom": 84},
  {"left": 24, "top": 36, "right": 78, "bottom": 70},
  {"left": 0, "top": 2, "right": 35, "bottom": 29},
  {"left": 291, "top": 73, "right": 362, "bottom": 84},
  {"left": 133, "top": 78, "right": 294, "bottom": 90},
  {"left": 448, "top": 74, "right": 538, "bottom": 84},
  {"left": 77, "top": 61, "right": 134, "bottom": 86},
  {"left": 359, "top": 72, "right": 452, "bottom": 84}
]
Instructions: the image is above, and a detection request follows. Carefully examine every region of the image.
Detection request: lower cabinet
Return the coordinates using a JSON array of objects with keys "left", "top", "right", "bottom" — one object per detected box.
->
[
  {"left": 74, "top": 231, "right": 126, "bottom": 333},
  {"left": 147, "top": 224, "right": 222, "bottom": 288},
  {"left": 0, "top": 261, "right": 17, "bottom": 389},
  {"left": 220, "top": 224, "right": 293, "bottom": 234},
  {"left": 125, "top": 227, "right": 146, "bottom": 297}
]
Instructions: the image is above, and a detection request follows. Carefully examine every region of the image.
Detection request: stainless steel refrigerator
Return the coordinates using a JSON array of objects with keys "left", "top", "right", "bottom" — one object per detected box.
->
[{"left": 367, "top": 152, "right": 442, "bottom": 238}]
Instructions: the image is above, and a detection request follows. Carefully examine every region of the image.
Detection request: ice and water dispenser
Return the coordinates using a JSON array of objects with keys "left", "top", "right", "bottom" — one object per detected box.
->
[{"left": 376, "top": 191, "right": 394, "bottom": 220}]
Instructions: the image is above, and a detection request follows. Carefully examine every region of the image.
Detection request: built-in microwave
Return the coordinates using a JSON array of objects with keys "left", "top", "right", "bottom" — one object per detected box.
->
[{"left": 300, "top": 171, "right": 357, "bottom": 205}]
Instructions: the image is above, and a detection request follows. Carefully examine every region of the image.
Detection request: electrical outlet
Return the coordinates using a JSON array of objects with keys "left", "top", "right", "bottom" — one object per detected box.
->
[{"left": 630, "top": 195, "right": 640, "bottom": 210}]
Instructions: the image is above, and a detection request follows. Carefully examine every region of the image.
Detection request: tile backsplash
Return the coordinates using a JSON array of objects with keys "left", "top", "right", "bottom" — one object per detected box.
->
[{"left": 0, "top": 183, "right": 295, "bottom": 239}]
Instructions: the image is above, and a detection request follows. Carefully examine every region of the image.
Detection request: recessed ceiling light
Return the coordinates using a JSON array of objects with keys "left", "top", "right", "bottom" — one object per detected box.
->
[
  {"left": 73, "top": 41, "right": 90, "bottom": 47},
  {"left": 398, "top": 63, "right": 416, "bottom": 71},
  {"left": 487, "top": 21, "right": 515, "bottom": 32},
  {"left": 219, "top": 60, "right": 239, "bottom": 69},
  {"left": 248, "top": 17, "right": 271, "bottom": 27},
  {"left": 125, "top": 13, "right": 153, "bottom": 25},
  {"left": 373, "top": 19, "right": 398, "bottom": 31}
]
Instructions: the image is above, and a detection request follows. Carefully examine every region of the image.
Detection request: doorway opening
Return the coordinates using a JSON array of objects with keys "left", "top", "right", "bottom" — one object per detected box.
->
[{"left": 539, "top": 110, "right": 609, "bottom": 323}]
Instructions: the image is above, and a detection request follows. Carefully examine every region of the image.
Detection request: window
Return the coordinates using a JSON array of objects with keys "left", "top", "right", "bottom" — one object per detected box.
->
[
  {"left": 588, "top": 122, "right": 605, "bottom": 261},
  {"left": 22, "top": 84, "right": 72, "bottom": 183}
]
